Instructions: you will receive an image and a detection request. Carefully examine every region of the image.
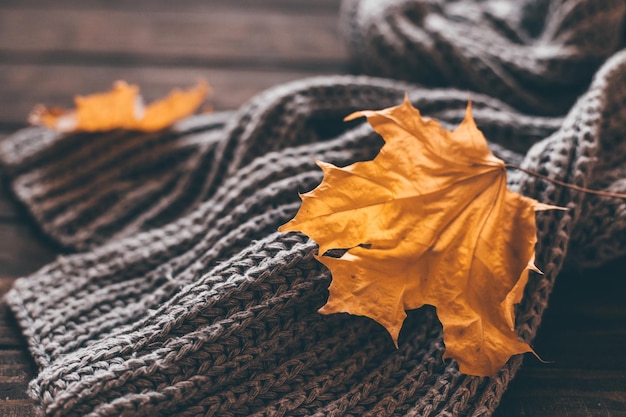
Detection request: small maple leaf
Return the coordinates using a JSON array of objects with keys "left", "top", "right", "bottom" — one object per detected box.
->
[
  {"left": 279, "top": 96, "right": 560, "bottom": 376},
  {"left": 29, "top": 80, "right": 209, "bottom": 133}
]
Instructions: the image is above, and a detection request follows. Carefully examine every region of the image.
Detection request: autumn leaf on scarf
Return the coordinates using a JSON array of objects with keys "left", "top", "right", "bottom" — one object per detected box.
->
[
  {"left": 29, "top": 80, "right": 210, "bottom": 133},
  {"left": 279, "top": 96, "right": 562, "bottom": 376}
]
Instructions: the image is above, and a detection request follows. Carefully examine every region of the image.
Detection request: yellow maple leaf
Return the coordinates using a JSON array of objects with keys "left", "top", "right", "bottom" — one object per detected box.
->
[
  {"left": 279, "top": 96, "right": 561, "bottom": 376},
  {"left": 29, "top": 80, "right": 210, "bottom": 133}
]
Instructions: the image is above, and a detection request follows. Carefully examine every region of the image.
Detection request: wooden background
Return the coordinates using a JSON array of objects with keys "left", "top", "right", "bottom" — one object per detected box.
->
[{"left": 0, "top": 1, "right": 625, "bottom": 416}]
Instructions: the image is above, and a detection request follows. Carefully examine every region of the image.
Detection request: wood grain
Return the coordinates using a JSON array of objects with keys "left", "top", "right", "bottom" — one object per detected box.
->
[
  {"left": 0, "top": 8, "right": 345, "bottom": 69},
  {"left": 0, "top": 169, "right": 20, "bottom": 220},
  {"left": 0, "top": 64, "right": 340, "bottom": 128},
  {"left": 0, "top": 221, "right": 57, "bottom": 280},
  {"left": 0, "top": 0, "right": 341, "bottom": 13},
  {"left": 0, "top": 293, "right": 38, "bottom": 416},
  {"left": 0, "top": 401, "right": 37, "bottom": 417}
]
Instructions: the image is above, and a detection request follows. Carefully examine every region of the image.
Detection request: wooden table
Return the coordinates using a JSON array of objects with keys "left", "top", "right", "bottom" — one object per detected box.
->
[{"left": 0, "top": 1, "right": 624, "bottom": 416}]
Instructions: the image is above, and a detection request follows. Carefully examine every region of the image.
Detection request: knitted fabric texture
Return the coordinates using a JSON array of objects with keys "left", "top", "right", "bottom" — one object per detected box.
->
[
  {"left": 340, "top": 0, "right": 625, "bottom": 115},
  {"left": 2, "top": 1, "right": 626, "bottom": 416}
]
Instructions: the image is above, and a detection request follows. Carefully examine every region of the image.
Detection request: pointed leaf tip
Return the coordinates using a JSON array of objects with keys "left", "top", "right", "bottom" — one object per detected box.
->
[{"left": 279, "top": 96, "right": 549, "bottom": 376}]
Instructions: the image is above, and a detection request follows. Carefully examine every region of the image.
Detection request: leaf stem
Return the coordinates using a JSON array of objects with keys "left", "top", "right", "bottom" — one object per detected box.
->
[{"left": 505, "top": 164, "right": 626, "bottom": 199}]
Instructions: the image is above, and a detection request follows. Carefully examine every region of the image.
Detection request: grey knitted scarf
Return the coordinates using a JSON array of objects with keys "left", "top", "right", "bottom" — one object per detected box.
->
[{"left": 2, "top": 1, "right": 626, "bottom": 416}]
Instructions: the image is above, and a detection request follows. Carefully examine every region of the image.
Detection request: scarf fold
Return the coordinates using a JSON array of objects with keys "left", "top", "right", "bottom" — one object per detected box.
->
[{"left": 340, "top": 0, "right": 625, "bottom": 115}]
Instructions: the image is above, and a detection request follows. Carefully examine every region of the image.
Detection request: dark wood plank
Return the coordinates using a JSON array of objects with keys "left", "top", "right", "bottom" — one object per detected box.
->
[
  {"left": 0, "top": 0, "right": 341, "bottom": 13},
  {"left": 0, "top": 299, "right": 16, "bottom": 349},
  {"left": 0, "top": 221, "right": 57, "bottom": 280},
  {"left": 0, "top": 313, "right": 30, "bottom": 351},
  {"left": 498, "top": 368, "right": 626, "bottom": 416},
  {"left": 0, "top": 193, "right": 18, "bottom": 222},
  {"left": 495, "top": 256, "right": 626, "bottom": 417},
  {"left": 0, "top": 401, "right": 37, "bottom": 417},
  {"left": 0, "top": 300, "right": 37, "bottom": 416},
  {"left": 0, "top": 8, "right": 346, "bottom": 70},
  {"left": 0, "top": 64, "right": 340, "bottom": 128},
  {"left": 0, "top": 350, "right": 35, "bottom": 397},
  {"left": 0, "top": 150, "right": 20, "bottom": 220}
]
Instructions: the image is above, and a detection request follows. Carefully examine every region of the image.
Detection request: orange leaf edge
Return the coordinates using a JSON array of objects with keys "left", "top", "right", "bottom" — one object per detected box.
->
[
  {"left": 280, "top": 96, "right": 565, "bottom": 376},
  {"left": 28, "top": 80, "right": 210, "bottom": 133}
]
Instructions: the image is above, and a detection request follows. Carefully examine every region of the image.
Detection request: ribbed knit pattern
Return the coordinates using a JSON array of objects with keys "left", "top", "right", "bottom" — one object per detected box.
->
[
  {"left": 340, "top": 0, "right": 626, "bottom": 115},
  {"left": 2, "top": 1, "right": 626, "bottom": 416}
]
